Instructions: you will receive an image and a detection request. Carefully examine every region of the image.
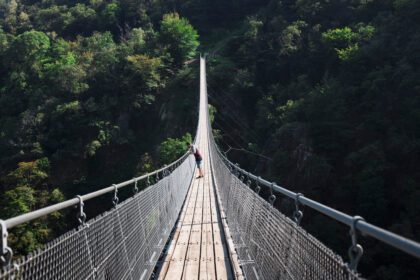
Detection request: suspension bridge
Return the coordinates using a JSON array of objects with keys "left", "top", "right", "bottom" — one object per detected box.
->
[{"left": 1, "top": 57, "right": 419, "bottom": 279}]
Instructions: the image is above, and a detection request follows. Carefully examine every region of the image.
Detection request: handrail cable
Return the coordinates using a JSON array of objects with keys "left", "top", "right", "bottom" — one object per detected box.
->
[
  {"left": 201, "top": 53, "right": 420, "bottom": 262},
  {"left": 1, "top": 55, "right": 419, "bottom": 279},
  {"left": 212, "top": 137, "right": 420, "bottom": 260},
  {"left": 2, "top": 151, "right": 190, "bottom": 230}
]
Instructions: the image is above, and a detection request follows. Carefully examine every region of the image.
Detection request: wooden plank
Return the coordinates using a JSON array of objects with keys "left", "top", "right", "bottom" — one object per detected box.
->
[
  {"left": 162, "top": 178, "right": 200, "bottom": 279},
  {"left": 200, "top": 170, "right": 216, "bottom": 280},
  {"left": 212, "top": 174, "right": 245, "bottom": 280},
  {"left": 208, "top": 171, "right": 234, "bottom": 280},
  {"left": 158, "top": 123, "right": 237, "bottom": 279},
  {"left": 157, "top": 172, "right": 198, "bottom": 279},
  {"left": 183, "top": 177, "right": 204, "bottom": 279}
]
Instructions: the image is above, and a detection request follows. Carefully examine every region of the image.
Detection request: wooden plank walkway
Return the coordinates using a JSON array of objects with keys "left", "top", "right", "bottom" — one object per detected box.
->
[
  {"left": 156, "top": 57, "right": 239, "bottom": 280},
  {"left": 157, "top": 131, "right": 234, "bottom": 280}
]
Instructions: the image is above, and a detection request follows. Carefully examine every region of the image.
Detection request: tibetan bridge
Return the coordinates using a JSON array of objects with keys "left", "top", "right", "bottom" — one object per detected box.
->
[{"left": 1, "top": 57, "right": 419, "bottom": 280}]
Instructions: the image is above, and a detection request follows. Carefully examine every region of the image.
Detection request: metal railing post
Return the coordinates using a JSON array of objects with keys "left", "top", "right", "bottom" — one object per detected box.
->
[{"left": 0, "top": 220, "right": 12, "bottom": 268}]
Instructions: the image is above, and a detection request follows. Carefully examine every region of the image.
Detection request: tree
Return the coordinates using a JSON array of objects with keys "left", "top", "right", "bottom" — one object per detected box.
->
[
  {"left": 10, "top": 30, "right": 50, "bottom": 61},
  {"left": 127, "top": 28, "right": 146, "bottom": 53},
  {"left": 159, "top": 13, "right": 199, "bottom": 66},
  {"left": 3, "top": 185, "right": 36, "bottom": 218},
  {"left": 101, "top": 1, "right": 121, "bottom": 26},
  {"left": 44, "top": 38, "right": 88, "bottom": 95},
  {"left": 322, "top": 25, "right": 375, "bottom": 61},
  {"left": 1, "top": 158, "right": 65, "bottom": 254},
  {"left": 1, "top": 0, "right": 17, "bottom": 33},
  {"left": 65, "top": 3, "right": 97, "bottom": 36},
  {"left": 124, "top": 54, "right": 162, "bottom": 108},
  {"left": 159, "top": 133, "right": 192, "bottom": 163}
]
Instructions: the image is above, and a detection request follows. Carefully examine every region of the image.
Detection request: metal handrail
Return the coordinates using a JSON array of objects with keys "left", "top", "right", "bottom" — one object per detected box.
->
[
  {"left": 1, "top": 57, "right": 203, "bottom": 266},
  {"left": 201, "top": 54, "right": 420, "bottom": 261},
  {"left": 0, "top": 53, "right": 207, "bottom": 269},
  {"left": 212, "top": 143, "right": 420, "bottom": 260},
  {"left": 2, "top": 151, "right": 191, "bottom": 230}
]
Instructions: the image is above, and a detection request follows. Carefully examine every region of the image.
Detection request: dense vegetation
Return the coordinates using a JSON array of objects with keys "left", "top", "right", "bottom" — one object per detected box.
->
[
  {"left": 1, "top": 0, "right": 419, "bottom": 278},
  {"left": 0, "top": 0, "right": 199, "bottom": 255},
  {"left": 196, "top": 0, "right": 420, "bottom": 279}
]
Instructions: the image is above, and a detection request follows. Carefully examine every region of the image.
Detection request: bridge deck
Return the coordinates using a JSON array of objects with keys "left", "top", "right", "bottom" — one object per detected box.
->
[
  {"left": 157, "top": 133, "right": 233, "bottom": 280},
  {"left": 157, "top": 57, "right": 236, "bottom": 280}
]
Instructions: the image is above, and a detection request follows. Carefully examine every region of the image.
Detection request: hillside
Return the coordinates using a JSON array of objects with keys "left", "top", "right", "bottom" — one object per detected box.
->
[
  {"left": 1, "top": 0, "right": 419, "bottom": 279},
  {"left": 0, "top": 0, "right": 199, "bottom": 256},
  {"left": 200, "top": 1, "right": 420, "bottom": 279}
]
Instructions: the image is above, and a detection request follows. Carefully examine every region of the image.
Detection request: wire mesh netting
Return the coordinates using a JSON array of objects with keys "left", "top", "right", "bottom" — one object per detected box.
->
[
  {"left": 1, "top": 56, "right": 366, "bottom": 280},
  {"left": 0, "top": 156, "right": 195, "bottom": 280},
  {"left": 209, "top": 138, "right": 360, "bottom": 280}
]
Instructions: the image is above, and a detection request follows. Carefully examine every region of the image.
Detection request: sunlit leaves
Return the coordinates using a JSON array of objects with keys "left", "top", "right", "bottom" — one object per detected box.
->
[
  {"left": 244, "top": 17, "right": 263, "bottom": 41},
  {"left": 101, "top": 2, "right": 120, "bottom": 25},
  {"left": 322, "top": 24, "right": 375, "bottom": 60},
  {"left": 126, "top": 54, "right": 161, "bottom": 92},
  {"left": 159, "top": 13, "right": 199, "bottom": 66},
  {"left": 8, "top": 158, "right": 50, "bottom": 187},
  {"left": 0, "top": 1, "right": 202, "bottom": 257},
  {"left": 127, "top": 28, "right": 146, "bottom": 53},
  {"left": 3, "top": 186, "right": 36, "bottom": 217},
  {"left": 280, "top": 21, "right": 307, "bottom": 55},
  {"left": 158, "top": 133, "right": 192, "bottom": 163},
  {"left": 11, "top": 30, "right": 50, "bottom": 61}
]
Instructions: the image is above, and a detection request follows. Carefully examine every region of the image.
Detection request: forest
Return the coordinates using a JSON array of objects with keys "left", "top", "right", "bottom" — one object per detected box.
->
[{"left": 0, "top": 0, "right": 419, "bottom": 279}]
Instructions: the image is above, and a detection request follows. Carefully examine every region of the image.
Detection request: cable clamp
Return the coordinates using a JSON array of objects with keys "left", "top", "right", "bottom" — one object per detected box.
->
[
  {"left": 76, "top": 195, "right": 87, "bottom": 225},
  {"left": 235, "top": 163, "right": 240, "bottom": 177},
  {"left": 133, "top": 178, "right": 139, "bottom": 194},
  {"left": 268, "top": 183, "right": 276, "bottom": 206},
  {"left": 0, "top": 220, "right": 12, "bottom": 268},
  {"left": 348, "top": 216, "right": 364, "bottom": 272},
  {"left": 146, "top": 173, "right": 150, "bottom": 186},
  {"left": 246, "top": 172, "right": 251, "bottom": 186},
  {"left": 254, "top": 177, "right": 262, "bottom": 194},
  {"left": 163, "top": 164, "right": 169, "bottom": 177},
  {"left": 112, "top": 184, "right": 119, "bottom": 207},
  {"left": 293, "top": 193, "right": 304, "bottom": 225}
]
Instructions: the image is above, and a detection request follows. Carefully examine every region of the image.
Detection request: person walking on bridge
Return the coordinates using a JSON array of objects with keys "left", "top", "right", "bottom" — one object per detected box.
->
[{"left": 189, "top": 143, "right": 204, "bottom": 178}]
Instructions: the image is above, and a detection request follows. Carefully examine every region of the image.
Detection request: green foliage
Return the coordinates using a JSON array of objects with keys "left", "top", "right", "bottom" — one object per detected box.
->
[
  {"left": 322, "top": 24, "right": 375, "bottom": 60},
  {"left": 3, "top": 186, "right": 36, "bottom": 217},
  {"left": 159, "top": 13, "right": 199, "bottom": 66},
  {"left": 8, "top": 158, "right": 50, "bottom": 187},
  {"left": 280, "top": 21, "right": 307, "bottom": 55},
  {"left": 44, "top": 39, "right": 88, "bottom": 94},
  {"left": 91, "top": 121, "right": 120, "bottom": 145},
  {"left": 159, "top": 133, "right": 192, "bottom": 163},
  {"left": 322, "top": 27, "right": 358, "bottom": 45},
  {"left": 208, "top": 104, "right": 217, "bottom": 124},
  {"left": 127, "top": 28, "right": 146, "bottom": 53},
  {"left": 275, "top": 99, "right": 301, "bottom": 124},
  {"left": 103, "top": 2, "right": 120, "bottom": 22},
  {"left": 0, "top": 1, "right": 200, "bottom": 257},
  {"left": 55, "top": 101, "right": 81, "bottom": 114},
  {"left": 243, "top": 17, "right": 263, "bottom": 41},
  {"left": 357, "top": 24, "right": 375, "bottom": 40},
  {"left": 1, "top": 157, "right": 65, "bottom": 254},
  {"left": 50, "top": 188, "right": 65, "bottom": 203},
  {"left": 136, "top": 153, "right": 154, "bottom": 175},
  {"left": 2, "top": 1, "right": 417, "bottom": 278},
  {"left": 85, "top": 140, "right": 102, "bottom": 157},
  {"left": 11, "top": 30, "right": 50, "bottom": 60},
  {"left": 126, "top": 54, "right": 161, "bottom": 91},
  {"left": 205, "top": 0, "right": 420, "bottom": 278},
  {"left": 336, "top": 43, "right": 359, "bottom": 60},
  {"left": 81, "top": 31, "right": 118, "bottom": 75},
  {"left": 69, "top": 4, "right": 96, "bottom": 22}
]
